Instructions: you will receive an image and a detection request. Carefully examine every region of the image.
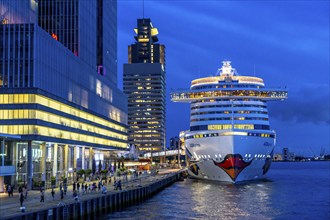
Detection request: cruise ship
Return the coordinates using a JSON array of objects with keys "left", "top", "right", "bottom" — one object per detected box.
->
[{"left": 171, "top": 61, "right": 288, "bottom": 183}]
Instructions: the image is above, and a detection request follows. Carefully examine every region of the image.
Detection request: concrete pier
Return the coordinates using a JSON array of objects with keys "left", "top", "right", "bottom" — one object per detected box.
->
[{"left": 0, "top": 170, "right": 184, "bottom": 220}]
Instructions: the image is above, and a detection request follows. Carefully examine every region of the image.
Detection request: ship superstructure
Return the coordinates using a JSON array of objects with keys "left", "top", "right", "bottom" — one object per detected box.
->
[{"left": 171, "top": 61, "right": 288, "bottom": 182}]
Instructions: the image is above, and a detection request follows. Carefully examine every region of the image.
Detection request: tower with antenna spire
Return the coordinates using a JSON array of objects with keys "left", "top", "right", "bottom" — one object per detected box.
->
[{"left": 123, "top": 18, "right": 166, "bottom": 153}]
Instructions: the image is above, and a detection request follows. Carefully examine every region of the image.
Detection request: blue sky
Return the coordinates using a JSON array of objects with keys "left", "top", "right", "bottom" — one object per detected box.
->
[{"left": 117, "top": 0, "right": 329, "bottom": 156}]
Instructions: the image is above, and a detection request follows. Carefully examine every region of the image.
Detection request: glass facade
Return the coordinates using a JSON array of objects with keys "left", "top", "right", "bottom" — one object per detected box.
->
[{"left": 0, "top": 0, "right": 126, "bottom": 191}]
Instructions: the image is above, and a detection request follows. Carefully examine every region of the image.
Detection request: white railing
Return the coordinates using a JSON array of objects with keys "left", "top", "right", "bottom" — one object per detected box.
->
[{"left": 144, "top": 149, "right": 185, "bottom": 158}]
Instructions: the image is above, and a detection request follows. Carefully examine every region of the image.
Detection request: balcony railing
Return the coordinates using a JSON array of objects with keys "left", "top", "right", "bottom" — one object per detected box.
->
[{"left": 171, "top": 88, "right": 288, "bottom": 102}]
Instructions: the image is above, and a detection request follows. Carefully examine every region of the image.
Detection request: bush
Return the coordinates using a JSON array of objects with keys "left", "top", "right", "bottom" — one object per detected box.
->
[
  {"left": 85, "top": 169, "right": 92, "bottom": 176},
  {"left": 61, "top": 176, "right": 67, "bottom": 184},
  {"left": 100, "top": 170, "right": 108, "bottom": 174},
  {"left": 77, "top": 169, "right": 85, "bottom": 176},
  {"left": 51, "top": 176, "right": 56, "bottom": 186}
]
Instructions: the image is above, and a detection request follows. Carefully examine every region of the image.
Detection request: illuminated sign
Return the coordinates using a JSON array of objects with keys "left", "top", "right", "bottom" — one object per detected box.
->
[{"left": 51, "top": 33, "right": 58, "bottom": 41}]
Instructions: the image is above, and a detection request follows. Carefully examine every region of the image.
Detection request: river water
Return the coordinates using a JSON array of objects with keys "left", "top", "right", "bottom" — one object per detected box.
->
[{"left": 106, "top": 162, "right": 330, "bottom": 219}]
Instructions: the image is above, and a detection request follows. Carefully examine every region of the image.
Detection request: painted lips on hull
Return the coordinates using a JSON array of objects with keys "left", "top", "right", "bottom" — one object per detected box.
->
[{"left": 213, "top": 154, "right": 253, "bottom": 181}]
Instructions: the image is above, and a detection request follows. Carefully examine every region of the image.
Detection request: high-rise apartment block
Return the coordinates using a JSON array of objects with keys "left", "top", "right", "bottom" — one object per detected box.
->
[
  {"left": 124, "top": 18, "right": 166, "bottom": 153},
  {"left": 0, "top": 0, "right": 127, "bottom": 191}
]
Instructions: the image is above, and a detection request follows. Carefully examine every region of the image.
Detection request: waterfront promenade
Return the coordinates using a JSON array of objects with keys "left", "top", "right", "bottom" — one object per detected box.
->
[{"left": 0, "top": 168, "right": 181, "bottom": 219}]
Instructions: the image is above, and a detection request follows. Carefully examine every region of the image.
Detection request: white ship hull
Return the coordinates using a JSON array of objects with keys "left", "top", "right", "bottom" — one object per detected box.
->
[{"left": 185, "top": 130, "right": 275, "bottom": 183}]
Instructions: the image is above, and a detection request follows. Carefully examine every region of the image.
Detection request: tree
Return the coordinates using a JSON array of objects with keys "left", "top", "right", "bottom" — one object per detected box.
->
[
  {"left": 77, "top": 169, "right": 85, "bottom": 177},
  {"left": 85, "top": 169, "right": 92, "bottom": 176},
  {"left": 100, "top": 170, "right": 108, "bottom": 180},
  {"left": 51, "top": 176, "right": 56, "bottom": 187}
]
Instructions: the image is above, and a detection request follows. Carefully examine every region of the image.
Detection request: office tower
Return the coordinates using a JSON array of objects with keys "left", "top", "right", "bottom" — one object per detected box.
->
[
  {"left": 123, "top": 18, "right": 166, "bottom": 153},
  {"left": 0, "top": 0, "right": 127, "bottom": 191}
]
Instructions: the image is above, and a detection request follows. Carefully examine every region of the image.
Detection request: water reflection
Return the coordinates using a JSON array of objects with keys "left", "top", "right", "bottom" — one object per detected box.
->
[
  {"left": 189, "top": 179, "right": 275, "bottom": 219},
  {"left": 106, "top": 162, "right": 330, "bottom": 220},
  {"left": 106, "top": 178, "right": 278, "bottom": 220}
]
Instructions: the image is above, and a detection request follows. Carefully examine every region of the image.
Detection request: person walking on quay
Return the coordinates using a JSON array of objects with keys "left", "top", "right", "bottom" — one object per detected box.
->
[
  {"left": 19, "top": 191, "right": 24, "bottom": 207},
  {"left": 85, "top": 184, "right": 88, "bottom": 194},
  {"left": 7, "top": 184, "right": 13, "bottom": 197},
  {"left": 18, "top": 186, "right": 22, "bottom": 194},
  {"left": 117, "top": 180, "right": 122, "bottom": 191},
  {"left": 98, "top": 181, "right": 101, "bottom": 191},
  {"left": 51, "top": 188, "right": 55, "bottom": 200},
  {"left": 73, "top": 182, "right": 76, "bottom": 191},
  {"left": 60, "top": 190, "right": 64, "bottom": 200},
  {"left": 6, "top": 184, "right": 9, "bottom": 197},
  {"left": 59, "top": 182, "right": 63, "bottom": 192},
  {"left": 64, "top": 183, "right": 67, "bottom": 195},
  {"left": 101, "top": 185, "right": 107, "bottom": 194},
  {"left": 86, "top": 184, "right": 90, "bottom": 193},
  {"left": 23, "top": 186, "right": 28, "bottom": 200},
  {"left": 40, "top": 190, "right": 45, "bottom": 203},
  {"left": 113, "top": 180, "right": 117, "bottom": 190},
  {"left": 77, "top": 182, "right": 80, "bottom": 192}
]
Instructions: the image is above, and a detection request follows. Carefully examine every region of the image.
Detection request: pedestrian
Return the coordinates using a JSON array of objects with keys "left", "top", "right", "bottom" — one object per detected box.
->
[
  {"left": 18, "top": 186, "right": 22, "bottom": 193},
  {"left": 8, "top": 184, "right": 13, "bottom": 197},
  {"left": 60, "top": 190, "right": 64, "bottom": 200},
  {"left": 19, "top": 192, "right": 24, "bottom": 207},
  {"left": 23, "top": 186, "right": 28, "bottom": 199},
  {"left": 101, "top": 185, "right": 107, "bottom": 194},
  {"left": 59, "top": 182, "right": 63, "bottom": 192},
  {"left": 40, "top": 190, "right": 45, "bottom": 203},
  {"left": 51, "top": 188, "right": 55, "bottom": 200},
  {"left": 6, "top": 184, "right": 10, "bottom": 197},
  {"left": 113, "top": 180, "right": 117, "bottom": 190},
  {"left": 77, "top": 182, "right": 80, "bottom": 192},
  {"left": 88, "top": 184, "right": 91, "bottom": 193},
  {"left": 64, "top": 183, "right": 67, "bottom": 195},
  {"left": 73, "top": 182, "right": 76, "bottom": 191},
  {"left": 98, "top": 181, "right": 101, "bottom": 191},
  {"left": 85, "top": 184, "right": 88, "bottom": 194},
  {"left": 117, "top": 180, "right": 122, "bottom": 190}
]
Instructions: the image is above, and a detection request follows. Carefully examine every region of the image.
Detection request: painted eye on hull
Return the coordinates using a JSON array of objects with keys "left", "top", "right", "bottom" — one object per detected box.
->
[{"left": 213, "top": 154, "right": 253, "bottom": 181}]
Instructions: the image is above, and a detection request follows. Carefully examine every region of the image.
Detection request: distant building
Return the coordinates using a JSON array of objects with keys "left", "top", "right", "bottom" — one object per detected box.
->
[
  {"left": 282, "top": 148, "right": 294, "bottom": 161},
  {"left": 169, "top": 136, "right": 180, "bottom": 150},
  {"left": 273, "top": 153, "right": 283, "bottom": 161},
  {"left": 123, "top": 18, "right": 166, "bottom": 153}
]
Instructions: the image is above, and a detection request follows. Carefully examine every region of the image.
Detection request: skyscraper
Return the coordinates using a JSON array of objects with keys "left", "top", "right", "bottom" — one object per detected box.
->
[
  {"left": 0, "top": 0, "right": 127, "bottom": 191},
  {"left": 123, "top": 18, "right": 166, "bottom": 153}
]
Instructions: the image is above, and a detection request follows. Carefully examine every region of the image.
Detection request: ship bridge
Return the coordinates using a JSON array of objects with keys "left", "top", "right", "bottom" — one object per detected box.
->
[{"left": 172, "top": 61, "right": 288, "bottom": 102}]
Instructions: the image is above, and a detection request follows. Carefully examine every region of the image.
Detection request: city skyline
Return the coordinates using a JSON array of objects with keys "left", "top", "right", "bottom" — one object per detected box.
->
[{"left": 118, "top": 0, "right": 329, "bottom": 155}]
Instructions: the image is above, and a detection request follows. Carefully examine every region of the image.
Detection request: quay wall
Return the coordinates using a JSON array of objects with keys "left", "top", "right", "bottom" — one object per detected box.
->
[{"left": 1, "top": 172, "right": 183, "bottom": 220}]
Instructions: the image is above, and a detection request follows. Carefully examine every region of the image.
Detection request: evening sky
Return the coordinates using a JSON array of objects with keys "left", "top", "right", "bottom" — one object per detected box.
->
[{"left": 117, "top": 0, "right": 329, "bottom": 156}]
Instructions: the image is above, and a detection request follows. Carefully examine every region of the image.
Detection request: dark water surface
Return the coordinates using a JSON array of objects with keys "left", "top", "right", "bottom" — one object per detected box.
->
[{"left": 106, "top": 162, "right": 330, "bottom": 219}]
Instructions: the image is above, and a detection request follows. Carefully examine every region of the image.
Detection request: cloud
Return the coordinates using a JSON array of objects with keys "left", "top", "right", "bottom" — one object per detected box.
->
[
  {"left": 268, "top": 84, "right": 330, "bottom": 125},
  {"left": 150, "top": 1, "right": 329, "bottom": 57}
]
